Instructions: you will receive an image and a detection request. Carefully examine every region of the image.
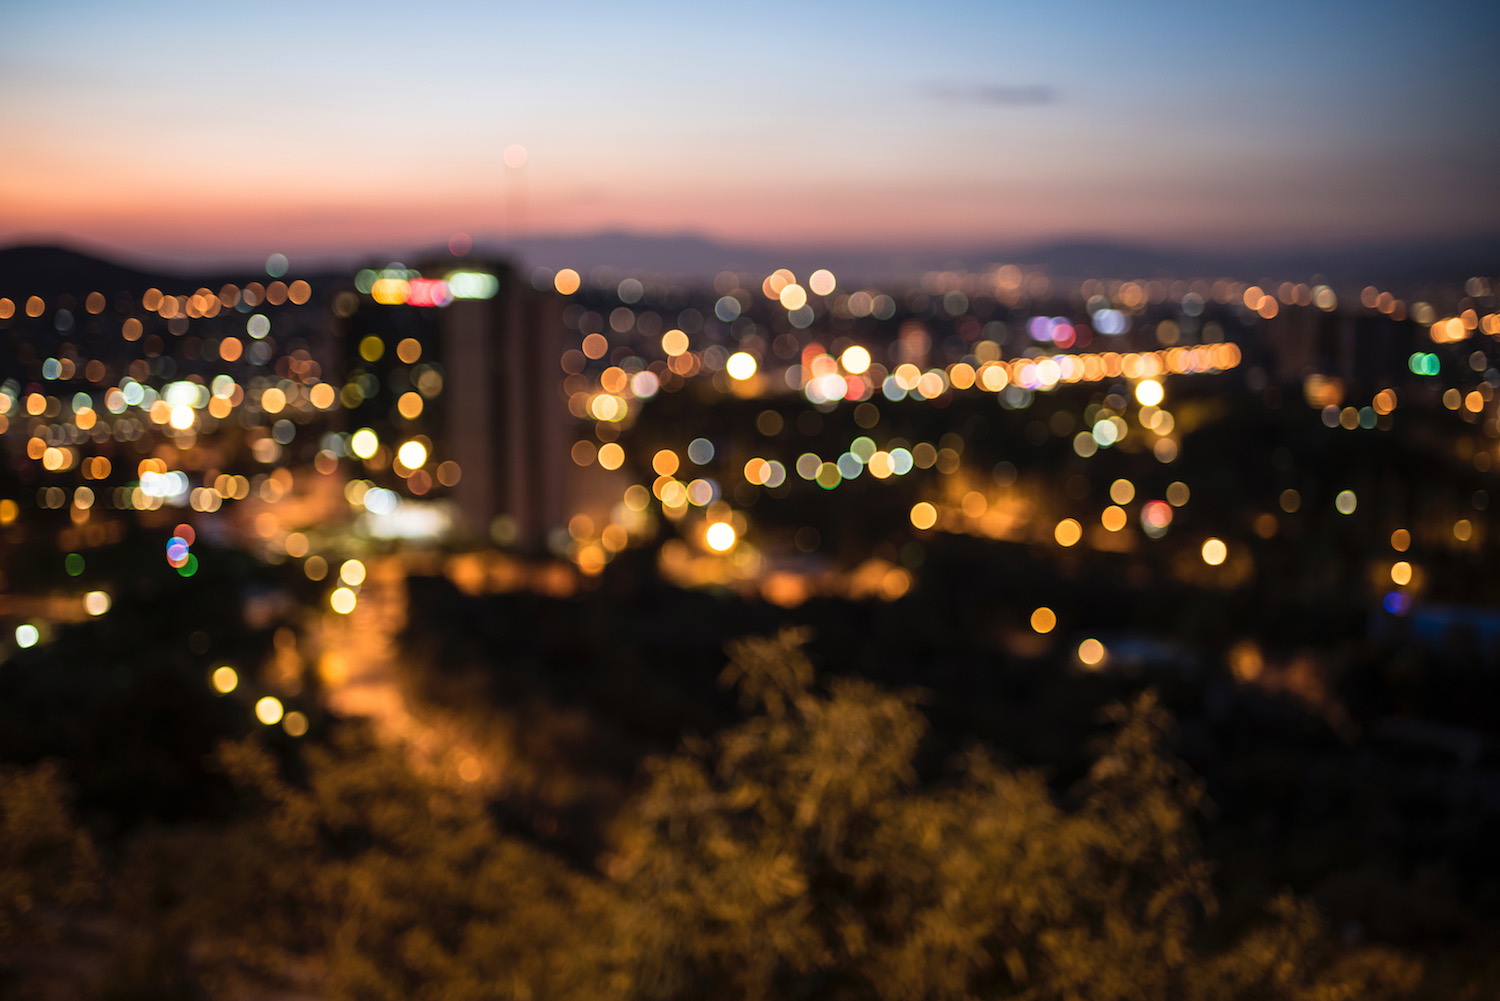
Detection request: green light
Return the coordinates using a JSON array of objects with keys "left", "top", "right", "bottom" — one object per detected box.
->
[
  {"left": 177, "top": 554, "right": 199, "bottom": 578},
  {"left": 1408, "top": 352, "right": 1439, "bottom": 376},
  {"left": 446, "top": 271, "right": 500, "bottom": 300},
  {"left": 65, "top": 553, "right": 85, "bottom": 576}
]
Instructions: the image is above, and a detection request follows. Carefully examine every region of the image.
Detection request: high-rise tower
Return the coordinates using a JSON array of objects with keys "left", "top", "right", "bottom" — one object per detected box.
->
[
  {"left": 439, "top": 265, "right": 566, "bottom": 551},
  {"left": 345, "top": 258, "right": 568, "bottom": 553}
]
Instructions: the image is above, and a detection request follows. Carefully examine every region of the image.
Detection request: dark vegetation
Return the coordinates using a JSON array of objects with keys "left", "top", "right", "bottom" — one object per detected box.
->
[{"left": 0, "top": 633, "right": 1436, "bottom": 999}]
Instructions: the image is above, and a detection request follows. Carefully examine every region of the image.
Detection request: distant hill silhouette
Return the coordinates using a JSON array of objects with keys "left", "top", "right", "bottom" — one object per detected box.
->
[
  {"left": 0, "top": 245, "right": 346, "bottom": 301},
  {"left": 980, "top": 235, "right": 1500, "bottom": 286},
  {"left": 501, "top": 230, "right": 783, "bottom": 277},
  {"left": 484, "top": 231, "right": 1500, "bottom": 287},
  {"left": 4, "top": 231, "right": 1496, "bottom": 298},
  {"left": 0, "top": 244, "right": 169, "bottom": 300}
]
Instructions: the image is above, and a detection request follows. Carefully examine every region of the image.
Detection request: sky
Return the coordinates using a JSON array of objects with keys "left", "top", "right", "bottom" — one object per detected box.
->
[{"left": 2, "top": 0, "right": 1497, "bottom": 266}]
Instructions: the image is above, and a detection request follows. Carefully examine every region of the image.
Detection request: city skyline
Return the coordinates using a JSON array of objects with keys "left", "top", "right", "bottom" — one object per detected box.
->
[{"left": 4, "top": 0, "right": 1498, "bottom": 267}]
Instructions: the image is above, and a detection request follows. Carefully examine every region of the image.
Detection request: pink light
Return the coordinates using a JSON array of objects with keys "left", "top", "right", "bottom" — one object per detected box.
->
[{"left": 405, "top": 278, "right": 452, "bottom": 308}]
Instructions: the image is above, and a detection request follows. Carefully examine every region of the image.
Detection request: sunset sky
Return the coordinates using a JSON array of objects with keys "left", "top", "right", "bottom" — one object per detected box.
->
[{"left": 3, "top": 0, "right": 1497, "bottom": 266}]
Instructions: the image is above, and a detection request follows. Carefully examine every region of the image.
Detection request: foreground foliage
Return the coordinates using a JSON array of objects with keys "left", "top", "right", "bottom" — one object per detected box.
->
[
  {"left": 613, "top": 631, "right": 1419, "bottom": 1001},
  {"left": 0, "top": 762, "right": 98, "bottom": 955},
  {"left": 5, "top": 632, "right": 1422, "bottom": 999}
]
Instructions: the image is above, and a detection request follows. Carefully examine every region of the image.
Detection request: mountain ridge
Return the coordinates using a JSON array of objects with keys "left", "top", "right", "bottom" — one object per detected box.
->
[{"left": 3, "top": 230, "right": 1496, "bottom": 297}]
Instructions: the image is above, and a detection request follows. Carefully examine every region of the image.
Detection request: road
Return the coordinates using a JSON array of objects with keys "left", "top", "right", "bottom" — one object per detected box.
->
[{"left": 312, "top": 553, "right": 494, "bottom": 786}]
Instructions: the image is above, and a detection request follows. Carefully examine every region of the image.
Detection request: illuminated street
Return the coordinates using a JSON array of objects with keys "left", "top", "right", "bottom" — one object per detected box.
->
[{"left": 316, "top": 554, "right": 500, "bottom": 789}]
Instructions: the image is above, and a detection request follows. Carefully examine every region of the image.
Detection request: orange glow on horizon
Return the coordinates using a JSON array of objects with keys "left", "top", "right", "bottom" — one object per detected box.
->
[{"left": 3, "top": 149, "right": 1459, "bottom": 264}]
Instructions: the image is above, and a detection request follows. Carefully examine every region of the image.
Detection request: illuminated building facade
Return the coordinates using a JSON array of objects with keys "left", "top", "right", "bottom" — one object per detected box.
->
[
  {"left": 440, "top": 265, "right": 567, "bottom": 551},
  {"left": 346, "top": 259, "right": 568, "bottom": 552}
]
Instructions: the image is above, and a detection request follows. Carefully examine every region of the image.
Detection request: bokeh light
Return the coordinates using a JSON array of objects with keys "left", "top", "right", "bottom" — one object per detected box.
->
[
  {"left": 331, "top": 587, "right": 357, "bottom": 615},
  {"left": 397, "top": 440, "right": 428, "bottom": 469},
  {"left": 1054, "top": 519, "right": 1082, "bottom": 547},
  {"left": 705, "top": 522, "right": 737, "bottom": 552},
  {"left": 840, "top": 345, "right": 871, "bottom": 375},
  {"left": 726, "top": 352, "right": 757, "bottom": 380},
  {"left": 350, "top": 428, "right": 379, "bottom": 460}
]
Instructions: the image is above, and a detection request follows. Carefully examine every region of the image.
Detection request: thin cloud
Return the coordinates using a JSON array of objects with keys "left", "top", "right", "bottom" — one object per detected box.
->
[{"left": 923, "top": 83, "right": 1058, "bottom": 107}]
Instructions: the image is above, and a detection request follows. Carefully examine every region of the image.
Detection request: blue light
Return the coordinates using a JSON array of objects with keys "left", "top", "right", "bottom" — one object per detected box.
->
[{"left": 1092, "top": 308, "right": 1129, "bottom": 335}]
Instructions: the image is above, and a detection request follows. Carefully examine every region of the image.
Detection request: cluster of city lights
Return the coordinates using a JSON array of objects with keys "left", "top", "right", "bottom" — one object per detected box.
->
[
  {"left": 207, "top": 663, "right": 309, "bottom": 736},
  {"left": 544, "top": 260, "right": 1497, "bottom": 597},
  {"left": 329, "top": 558, "right": 366, "bottom": 615},
  {"left": 357, "top": 267, "right": 501, "bottom": 306},
  {"left": 165, "top": 522, "right": 198, "bottom": 577},
  {"left": 0, "top": 249, "right": 1495, "bottom": 688},
  {"left": 0, "top": 264, "right": 398, "bottom": 525}
]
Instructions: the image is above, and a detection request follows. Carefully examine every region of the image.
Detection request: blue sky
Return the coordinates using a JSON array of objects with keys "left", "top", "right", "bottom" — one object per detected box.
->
[{"left": 2, "top": 0, "right": 1496, "bottom": 263}]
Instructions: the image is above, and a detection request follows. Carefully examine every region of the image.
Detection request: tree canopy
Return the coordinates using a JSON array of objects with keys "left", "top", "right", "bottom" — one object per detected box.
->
[{"left": 4, "top": 631, "right": 1422, "bottom": 1000}]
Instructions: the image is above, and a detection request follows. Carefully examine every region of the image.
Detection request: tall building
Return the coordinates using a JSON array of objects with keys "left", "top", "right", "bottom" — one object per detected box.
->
[
  {"left": 346, "top": 258, "right": 568, "bottom": 553},
  {"left": 439, "top": 265, "right": 566, "bottom": 552}
]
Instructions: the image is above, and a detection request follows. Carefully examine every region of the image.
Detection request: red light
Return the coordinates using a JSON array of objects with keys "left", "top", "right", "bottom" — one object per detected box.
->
[
  {"left": 1142, "top": 500, "right": 1172, "bottom": 528},
  {"left": 405, "top": 278, "right": 452, "bottom": 308}
]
